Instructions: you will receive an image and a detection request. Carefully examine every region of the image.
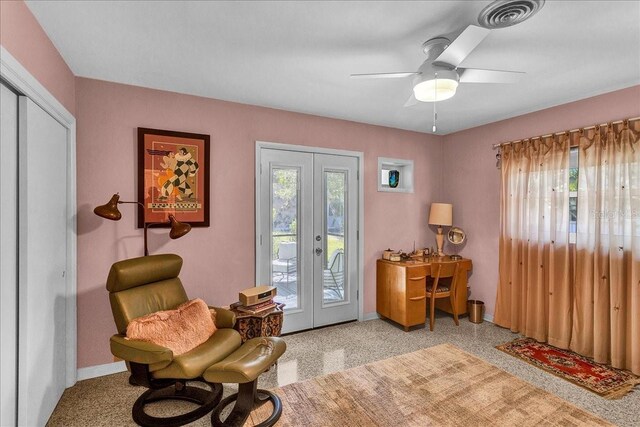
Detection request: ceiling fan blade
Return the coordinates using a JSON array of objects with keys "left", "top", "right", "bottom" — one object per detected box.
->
[
  {"left": 350, "top": 72, "right": 419, "bottom": 79},
  {"left": 404, "top": 94, "right": 419, "bottom": 107},
  {"left": 459, "top": 68, "right": 525, "bottom": 83},
  {"left": 433, "top": 25, "right": 491, "bottom": 68}
]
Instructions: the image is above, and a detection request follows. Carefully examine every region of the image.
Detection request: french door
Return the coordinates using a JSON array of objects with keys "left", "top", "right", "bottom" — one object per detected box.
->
[{"left": 257, "top": 147, "right": 359, "bottom": 333}]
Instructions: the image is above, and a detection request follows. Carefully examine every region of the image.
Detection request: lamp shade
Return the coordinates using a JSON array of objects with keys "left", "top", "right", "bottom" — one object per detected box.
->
[
  {"left": 93, "top": 194, "right": 122, "bottom": 221},
  {"left": 428, "top": 203, "right": 453, "bottom": 226},
  {"left": 168, "top": 214, "right": 191, "bottom": 239}
]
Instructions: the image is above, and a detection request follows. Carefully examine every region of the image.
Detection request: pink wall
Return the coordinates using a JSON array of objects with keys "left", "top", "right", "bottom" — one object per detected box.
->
[
  {"left": 0, "top": 1, "right": 75, "bottom": 115},
  {"left": 7, "top": 0, "right": 635, "bottom": 367},
  {"left": 76, "top": 77, "right": 443, "bottom": 368},
  {"left": 442, "top": 85, "right": 640, "bottom": 318}
]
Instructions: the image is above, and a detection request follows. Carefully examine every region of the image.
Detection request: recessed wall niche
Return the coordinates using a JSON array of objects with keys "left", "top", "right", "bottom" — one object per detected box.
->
[{"left": 377, "top": 157, "right": 414, "bottom": 193}]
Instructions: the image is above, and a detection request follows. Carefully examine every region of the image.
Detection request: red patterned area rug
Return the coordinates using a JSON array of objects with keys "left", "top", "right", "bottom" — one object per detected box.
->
[{"left": 497, "top": 337, "right": 640, "bottom": 399}]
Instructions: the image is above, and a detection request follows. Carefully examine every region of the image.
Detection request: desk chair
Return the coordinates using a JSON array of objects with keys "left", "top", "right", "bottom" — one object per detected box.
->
[{"left": 426, "top": 260, "right": 460, "bottom": 331}]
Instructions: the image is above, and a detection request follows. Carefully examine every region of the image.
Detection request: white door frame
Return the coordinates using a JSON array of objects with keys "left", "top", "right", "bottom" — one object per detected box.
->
[
  {"left": 1, "top": 80, "right": 19, "bottom": 427},
  {"left": 0, "top": 46, "right": 77, "bottom": 388},
  {"left": 255, "top": 141, "right": 364, "bottom": 322}
]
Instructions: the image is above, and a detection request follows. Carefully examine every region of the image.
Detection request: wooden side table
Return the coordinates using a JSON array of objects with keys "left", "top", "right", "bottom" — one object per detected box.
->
[{"left": 230, "top": 303, "right": 285, "bottom": 342}]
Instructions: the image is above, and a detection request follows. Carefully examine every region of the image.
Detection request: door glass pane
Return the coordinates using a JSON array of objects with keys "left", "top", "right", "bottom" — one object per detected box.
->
[
  {"left": 271, "top": 168, "right": 299, "bottom": 309},
  {"left": 323, "top": 171, "right": 346, "bottom": 304}
]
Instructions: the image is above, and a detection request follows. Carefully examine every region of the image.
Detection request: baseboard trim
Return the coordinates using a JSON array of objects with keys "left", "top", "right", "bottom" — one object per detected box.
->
[
  {"left": 77, "top": 361, "right": 127, "bottom": 381},
  {"left": 363, "top": 311, "right": 493, "bottom": 323},
  {"left": 362, "top": 312, "right": 380, "bottom": 321}
]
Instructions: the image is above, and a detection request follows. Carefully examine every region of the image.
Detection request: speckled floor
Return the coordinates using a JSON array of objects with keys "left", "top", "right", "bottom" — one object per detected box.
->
[{"left": 48, "top": 316, "right": 639, "bottom": 426}]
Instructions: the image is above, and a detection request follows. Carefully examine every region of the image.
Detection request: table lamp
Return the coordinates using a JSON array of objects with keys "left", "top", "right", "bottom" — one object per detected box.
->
[
  {"left": 94, "top": 193, "right": 191, "bottom": 256},
  {"left": 428, "top": 202, "right": 452, "bottom": 257}
]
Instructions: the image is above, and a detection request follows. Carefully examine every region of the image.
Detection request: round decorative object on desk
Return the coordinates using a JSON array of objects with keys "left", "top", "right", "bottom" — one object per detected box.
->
[
  {"left": 447, "top": 227, "right": 466, "bottom": 244},
  {"left": 447, "top": 226, "right": 466, "bottom": 260}
]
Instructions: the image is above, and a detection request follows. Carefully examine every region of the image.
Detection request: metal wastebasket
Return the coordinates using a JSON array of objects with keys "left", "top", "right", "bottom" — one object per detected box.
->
[{"left": 468, "top": 300, "right": 484, "bottom": 324}]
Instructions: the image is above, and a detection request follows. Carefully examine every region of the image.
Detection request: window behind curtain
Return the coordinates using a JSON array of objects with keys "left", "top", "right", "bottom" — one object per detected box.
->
[{"left": 569, "top": 147, "right": 578, "bottom": 243}]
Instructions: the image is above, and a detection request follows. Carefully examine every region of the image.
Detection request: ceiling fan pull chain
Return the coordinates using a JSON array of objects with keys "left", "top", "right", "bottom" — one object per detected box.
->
[{"left": 432, "top": 73, "right": 438, "bottom": 133}]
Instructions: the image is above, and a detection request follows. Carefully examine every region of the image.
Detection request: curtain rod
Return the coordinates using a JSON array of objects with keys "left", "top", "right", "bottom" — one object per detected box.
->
[{"left": 492, "top": 116, "right": 640, "bottom": 150}]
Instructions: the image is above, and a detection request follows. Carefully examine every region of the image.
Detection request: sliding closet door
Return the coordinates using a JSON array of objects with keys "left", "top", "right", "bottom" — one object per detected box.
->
[
  {"left": 0, "top": 83, "right": 19, "bottom": 427},
  {"left": 17, "top": 97, "right": 69, "bottom": 427}
]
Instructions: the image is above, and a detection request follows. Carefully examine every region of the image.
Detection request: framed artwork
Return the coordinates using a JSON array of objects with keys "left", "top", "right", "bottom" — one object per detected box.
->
[{"left": 137, "top": 127, "right": 210, "bottom": 228}]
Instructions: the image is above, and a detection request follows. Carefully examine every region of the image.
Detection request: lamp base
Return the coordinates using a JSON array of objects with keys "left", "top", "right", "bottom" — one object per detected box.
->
[{"left": 436, "top": 226, "right": 445, "bottom": 257}]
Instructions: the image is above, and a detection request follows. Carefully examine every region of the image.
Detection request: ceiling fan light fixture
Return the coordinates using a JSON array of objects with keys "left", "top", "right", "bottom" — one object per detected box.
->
[{"left": 413, "top": 77, "right": 458, "bottom": 102}]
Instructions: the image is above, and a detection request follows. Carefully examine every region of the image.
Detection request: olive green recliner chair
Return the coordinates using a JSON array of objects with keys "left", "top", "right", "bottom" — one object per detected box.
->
[{"left": 107, "top": 254, "right": 286, "bottom": 427}]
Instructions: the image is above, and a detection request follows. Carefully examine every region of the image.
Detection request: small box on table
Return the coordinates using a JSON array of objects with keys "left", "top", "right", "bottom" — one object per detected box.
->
[{"left": 239, "top": 285, "right": 276, "bottom": 307}]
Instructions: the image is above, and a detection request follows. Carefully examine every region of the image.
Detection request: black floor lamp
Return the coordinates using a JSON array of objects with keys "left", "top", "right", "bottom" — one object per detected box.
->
[{"left": 94, "top": 193, "right": 191, "bottom": 256}]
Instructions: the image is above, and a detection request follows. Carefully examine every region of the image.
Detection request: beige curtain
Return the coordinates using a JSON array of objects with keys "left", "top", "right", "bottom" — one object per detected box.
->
[
  {"left": 572, "top": 123, "right": 639, "bottom": 374},
  {"left": 494, "top": 135, "right": 571, "bottom": 347},
  {"left": 495, "top": 120, "right": 640, "bottom": 375}
]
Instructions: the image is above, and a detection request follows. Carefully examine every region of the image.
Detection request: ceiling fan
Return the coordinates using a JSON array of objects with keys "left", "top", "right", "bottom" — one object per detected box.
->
[{"left": 350, "top": 25, "right": 525, "bottom": 106}]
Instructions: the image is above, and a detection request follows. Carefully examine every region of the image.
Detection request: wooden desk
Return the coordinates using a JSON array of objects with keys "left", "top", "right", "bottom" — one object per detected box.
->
[{"left": 376, "top": 257, "right": 472, "bottom": 331}]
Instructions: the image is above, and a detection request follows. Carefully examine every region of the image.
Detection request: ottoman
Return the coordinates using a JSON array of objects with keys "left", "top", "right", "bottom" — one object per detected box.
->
[{"left": 204, "top": 336, "right": 286, "bottom": 427}]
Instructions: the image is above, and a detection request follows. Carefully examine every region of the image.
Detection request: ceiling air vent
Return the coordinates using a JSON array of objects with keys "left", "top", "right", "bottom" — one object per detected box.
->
[{"left": 478, "top": 0, "right": 545, "bottom": 29}]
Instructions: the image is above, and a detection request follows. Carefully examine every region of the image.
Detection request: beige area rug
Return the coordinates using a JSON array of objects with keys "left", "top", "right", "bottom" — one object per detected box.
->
[{"left": 249, "top": 343, "right": 611, "bottom": 426}]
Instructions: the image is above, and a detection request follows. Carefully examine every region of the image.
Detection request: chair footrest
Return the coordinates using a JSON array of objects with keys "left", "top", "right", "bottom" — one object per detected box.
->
[{"left": 203, "top": 337, "right": 286, "bottom": 384}]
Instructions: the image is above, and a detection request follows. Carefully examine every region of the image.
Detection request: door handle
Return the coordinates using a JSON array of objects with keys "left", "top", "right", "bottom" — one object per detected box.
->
[{"left": 315, "top": 248, "right": 323, "bottom": 256}]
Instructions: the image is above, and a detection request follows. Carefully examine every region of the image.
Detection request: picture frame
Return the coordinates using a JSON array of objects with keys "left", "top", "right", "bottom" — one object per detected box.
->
[{"left": 137, "top": 127, "right": 210, "bottom": 228}]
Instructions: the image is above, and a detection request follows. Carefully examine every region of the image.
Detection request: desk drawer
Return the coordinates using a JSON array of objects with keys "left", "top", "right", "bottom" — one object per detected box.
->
[
  {"left": 406, "top": 266, "right": 427, "bottom": 299},
  {"left": 405, "top": 267, "right": 426, "bottom": 326},
  {"left": 406, "top": 266, "right": 428, "bottom": 280}
]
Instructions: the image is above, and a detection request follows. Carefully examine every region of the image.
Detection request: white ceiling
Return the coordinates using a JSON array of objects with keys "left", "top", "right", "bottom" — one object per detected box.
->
[{"left": 26, "top": 1, "right": 640, "bottom": 135}]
